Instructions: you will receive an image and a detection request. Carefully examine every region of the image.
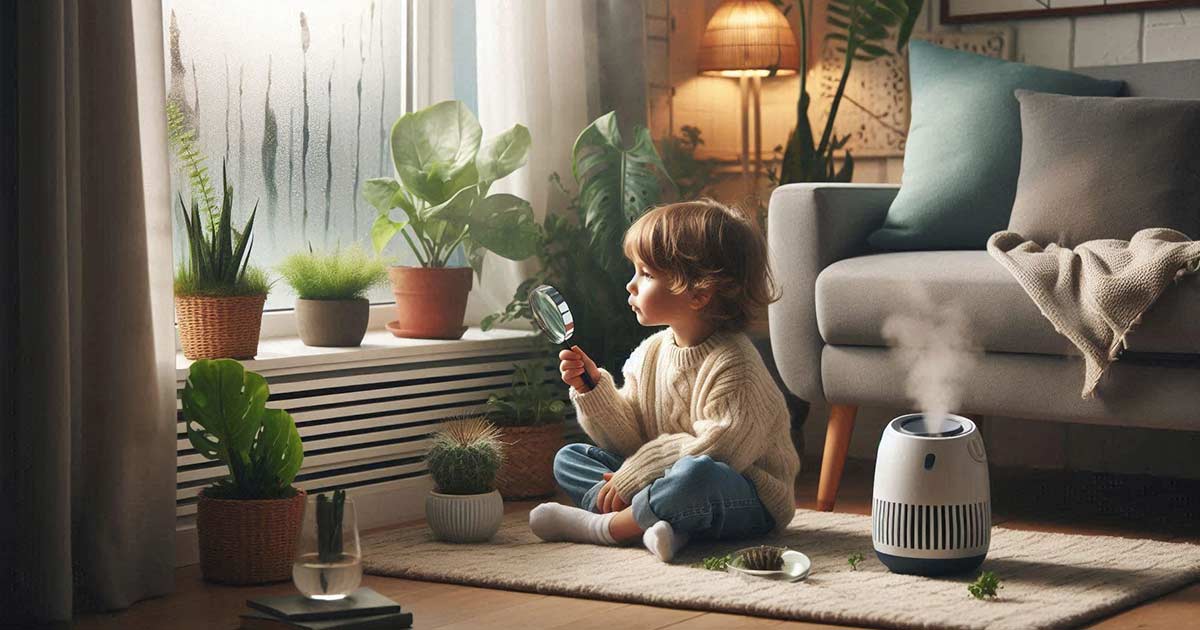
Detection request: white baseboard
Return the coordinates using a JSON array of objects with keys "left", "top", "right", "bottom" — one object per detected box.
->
[{"left": 175, "top": 476, "right": 436, "bottom": 568}]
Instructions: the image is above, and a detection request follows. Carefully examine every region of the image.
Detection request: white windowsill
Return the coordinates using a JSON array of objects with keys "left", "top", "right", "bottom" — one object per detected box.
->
[{"left": 175, "top": 324, "right": 540, "bottom": 382}]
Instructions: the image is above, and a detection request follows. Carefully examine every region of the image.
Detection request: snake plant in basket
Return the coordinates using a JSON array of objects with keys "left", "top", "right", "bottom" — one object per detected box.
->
[
  {"left": 424, "top": 418, "right": 506, "bottom": 542},
  {"left": 183, "top": 359, "right": 305, "bottom": 584},
  {"left": 174, "top": 161, "right": 270, "bottom": 360}
]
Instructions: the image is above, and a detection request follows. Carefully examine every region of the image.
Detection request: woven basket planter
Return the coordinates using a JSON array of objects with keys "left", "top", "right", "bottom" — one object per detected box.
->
[
  {"left": 495, "top": 422, "right": 565, "bottom": 500},
  {"left": 176, "top": 294, "right": 267, "bottom": 360},
  {"left": 196, "top": 488, "right": 306, "bottom": 585}
]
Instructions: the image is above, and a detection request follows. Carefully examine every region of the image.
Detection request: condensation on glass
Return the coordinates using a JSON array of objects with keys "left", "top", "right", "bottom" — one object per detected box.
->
[{"left": 163, "top": 0, "right": 410, "bottom": 309}]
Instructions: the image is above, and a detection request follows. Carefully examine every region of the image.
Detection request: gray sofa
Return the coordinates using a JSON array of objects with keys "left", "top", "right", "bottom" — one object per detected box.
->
[{"left": 767, "top": 59, "right": 1200, "bottom": 511}]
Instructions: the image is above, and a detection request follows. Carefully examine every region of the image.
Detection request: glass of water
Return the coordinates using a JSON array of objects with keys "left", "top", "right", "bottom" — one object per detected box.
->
[{"left": 292, "top": 493, "right": 362, "bottom": 600}]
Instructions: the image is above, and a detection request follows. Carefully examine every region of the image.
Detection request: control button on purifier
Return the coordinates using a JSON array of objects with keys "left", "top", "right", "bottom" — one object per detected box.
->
[
  {"left": 968, "top": 438, "right": 986, "bottom": 462},
  {"left": 923, "top": 453, "right": 936, "bottom": 470}
]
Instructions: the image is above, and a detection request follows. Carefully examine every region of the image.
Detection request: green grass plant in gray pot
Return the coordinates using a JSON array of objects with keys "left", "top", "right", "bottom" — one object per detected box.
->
[
  {"left": 424, "top": 417, "right": 505, "bottom": 542},
  {"left": 277, "top": 245, "right": 388, "bottom": 347},
  {"left": 183, "top": 359, "right": 305, "bottom": 584}
]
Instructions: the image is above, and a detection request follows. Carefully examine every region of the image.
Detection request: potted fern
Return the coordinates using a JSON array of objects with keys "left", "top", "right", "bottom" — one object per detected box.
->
[
  {"left": 486, "top": 360, "right": 566, "bottom": 499},
  {"left": 363, "top": 100, "right": 538, "bottom": 339},
  {"left": 277, "top": 245, "right": 388, "bottom": 347},
  {"left": 175, "top": 162, "right": 269, "bottom": 359},
  {"left": 182, "top": 359, "right": 305, "bottom": 584},
  {"left": 424, "top": 418, "right": 505, "bottom": 542}
]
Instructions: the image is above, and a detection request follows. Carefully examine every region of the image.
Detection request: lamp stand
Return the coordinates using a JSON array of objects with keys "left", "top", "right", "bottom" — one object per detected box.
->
[{"left": 738, "top": 74, "right": 765, "bottom": 196}]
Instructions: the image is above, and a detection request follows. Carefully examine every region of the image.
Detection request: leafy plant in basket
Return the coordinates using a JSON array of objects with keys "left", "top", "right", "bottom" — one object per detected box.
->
[
  {"left": 769, "top": 0, "right": 923, "bottom": 185},
  {"left": 362, "top": 100, "right": 538, "bottom": 338},
  {"left": 183, "top": 359, "right": 303, "bottom": 500},
  {"left": 182, "top": 359, "right": 305, "bottom": 584},
  {"left": 486, "top": 361, "right": 566, "bottom": 428},
  {"left": 483, "top": 111, "right": 676, "bottom": 379}
]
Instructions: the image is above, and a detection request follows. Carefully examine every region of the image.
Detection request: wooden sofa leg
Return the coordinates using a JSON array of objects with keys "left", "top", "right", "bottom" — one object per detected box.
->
[{"left": 817, "top": 404, "right": 858, "bottom": 512}]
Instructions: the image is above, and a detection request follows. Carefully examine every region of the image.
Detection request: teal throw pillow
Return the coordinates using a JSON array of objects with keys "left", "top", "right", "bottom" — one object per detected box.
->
[{"left": 868, "top": 41, "right": 1124, "bottom": 250}]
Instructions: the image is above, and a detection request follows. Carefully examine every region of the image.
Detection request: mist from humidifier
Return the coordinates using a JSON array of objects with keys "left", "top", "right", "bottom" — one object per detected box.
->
[{"left": 881, "top": 287, "right": 979, "bottom": 427}]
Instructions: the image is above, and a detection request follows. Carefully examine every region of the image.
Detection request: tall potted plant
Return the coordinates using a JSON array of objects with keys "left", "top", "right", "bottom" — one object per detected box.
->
[
  {"left": 424, "top": 418, "right": 505, "bottom": 543},
  {"left": 277, "top": 245, "right": 388, "bottom": 347},
  {"left": 175, "top": 163, "right": 270, "bottom": 359},
  {"left": 363, "top": 100, "right": 538, "bottom": 339},
  {"left": 486, "top": 360, "right": 566, "bottom": 499},
  {"left": 183, "top": 359, "right": 305, "bottom": 584},
  {"left": 483, "top": 111, "right": 675, "bottom": 378}
]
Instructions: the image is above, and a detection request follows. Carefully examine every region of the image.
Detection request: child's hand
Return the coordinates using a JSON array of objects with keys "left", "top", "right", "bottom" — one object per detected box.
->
[
  {"left": 559, "top": 345, "right": 600, "bottom": 394},
  {"left": 596, "top": 472, "right": 629, "bottom": 513}
]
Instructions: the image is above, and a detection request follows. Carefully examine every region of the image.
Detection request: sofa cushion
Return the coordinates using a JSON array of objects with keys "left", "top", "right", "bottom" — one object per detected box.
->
[
  {"left": 867, "top": 41, "right": 1124, "bottom": 251},
  {"left": 815, "top": 251, "right": 1200, "bottom": 356},
  {"left": 1007, "top": 91, "right": 1200, "bottom": 247}
]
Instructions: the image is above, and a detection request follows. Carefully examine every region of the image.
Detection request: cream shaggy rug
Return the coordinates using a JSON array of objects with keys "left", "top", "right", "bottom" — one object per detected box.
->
[{"left": 361, "top": 509, "right": 1200, "bottom": 630}]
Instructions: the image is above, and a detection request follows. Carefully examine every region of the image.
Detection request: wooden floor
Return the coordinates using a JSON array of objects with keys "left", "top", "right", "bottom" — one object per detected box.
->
[{"left": 77, "top": 457, "right": 1200, "bottom": 630}]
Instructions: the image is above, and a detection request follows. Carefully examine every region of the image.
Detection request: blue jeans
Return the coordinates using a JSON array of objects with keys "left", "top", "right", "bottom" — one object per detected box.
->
[{"left": 552, "top": 443, "right": 775, "bottom": 540}]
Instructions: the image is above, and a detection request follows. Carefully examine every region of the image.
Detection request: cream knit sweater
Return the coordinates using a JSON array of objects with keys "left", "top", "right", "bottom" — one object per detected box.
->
[{"left": 569, "top": 329, "right": 798, "bottom": 533}]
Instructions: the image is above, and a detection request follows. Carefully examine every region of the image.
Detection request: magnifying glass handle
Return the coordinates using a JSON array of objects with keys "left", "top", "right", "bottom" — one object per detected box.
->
[
  {"left": 564, "top": 342, "right": 597, "bottom": 390},
  {"left": 580, "top": 368, "right": 596, "bottom": 391}
]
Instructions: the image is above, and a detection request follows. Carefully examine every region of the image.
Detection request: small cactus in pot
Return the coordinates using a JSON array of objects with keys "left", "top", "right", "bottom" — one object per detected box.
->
[{"left": 424, "top": 418, "right": 506, "bottom": 542}]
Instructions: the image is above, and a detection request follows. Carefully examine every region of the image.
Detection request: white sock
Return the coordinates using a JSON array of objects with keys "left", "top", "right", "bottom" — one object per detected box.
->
[
  {"left": 642, "top": 520, "right": 689, "bottom": 562},
  {"left": 529, "top": 503, "right": 618, "bottom": 545}
]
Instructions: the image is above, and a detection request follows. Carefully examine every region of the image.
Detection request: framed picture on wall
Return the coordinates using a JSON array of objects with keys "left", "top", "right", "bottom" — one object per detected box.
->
[{"left": 942, "top": 0, "right": 1200, "bottom": 24}]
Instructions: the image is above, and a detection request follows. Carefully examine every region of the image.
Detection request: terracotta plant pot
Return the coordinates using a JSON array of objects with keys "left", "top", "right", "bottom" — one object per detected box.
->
[
  {"left": 196, "top": 488, "right": 306, "bottom": 585},
  {"left": 386, "top": 266, "right": 472, "bottom": 339},
  {"left": 424, "top": 489, "right": 504, "bottom": 543},
  {"left": 175, "top": 294, "right": 267, "bottom": 360},
  {"left": 495, "top": 422, "right": 565, "bottom": 500},
  {"left": 295, "top": 298, "right": 369, "bottom": 347}
]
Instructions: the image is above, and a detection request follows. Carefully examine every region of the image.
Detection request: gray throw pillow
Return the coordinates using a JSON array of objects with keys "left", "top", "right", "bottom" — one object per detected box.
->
[{"left": 1008, "top": 90, "right": 1200, "bottom": 246}]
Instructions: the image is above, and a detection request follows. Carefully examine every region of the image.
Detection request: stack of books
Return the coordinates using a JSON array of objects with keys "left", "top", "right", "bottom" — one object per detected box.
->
[{"left": 240, "top": 587, "right": 413, "bottom": 629}]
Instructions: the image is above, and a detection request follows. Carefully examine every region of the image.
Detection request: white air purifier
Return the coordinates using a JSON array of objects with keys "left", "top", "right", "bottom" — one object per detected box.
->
[{"left": 871, "top": 413, "right": 990, "bottom": 576}]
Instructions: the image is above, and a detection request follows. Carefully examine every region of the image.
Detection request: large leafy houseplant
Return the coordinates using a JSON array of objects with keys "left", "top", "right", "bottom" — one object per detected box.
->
[
  {"left": 772, "top": 0, "right": 923, "bottom": 184},
  {"left": 363, "top": 100, "right": 537, "bottom": 339},
  {"left": 483, "top": 112, "right": 675, "bottom": 378},
  {"left": 182, "top": 359, "right": 306, "bottom": 584},
  {"left": 363, "top": 100, "right": 537, "bottom": 274}
]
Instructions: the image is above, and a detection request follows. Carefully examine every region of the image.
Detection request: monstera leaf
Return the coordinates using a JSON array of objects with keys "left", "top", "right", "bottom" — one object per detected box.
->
[
  {"left": 572, "top": 112, "right": 675, "bottom": 275},
  {"left": 183, "top": 359, "right": 268, "bottom": 466},
  {"left": 247, "top": 408, "right": 304, "bottom": 497},
  {"left": 182, "top": 359, "right": 304, "bottom": 499},
  {"left": 390, "top": 101, "right": 482, "bottom": 206},
  {"left": 826, "top": 0, "right": 922, "bottom": 61}
]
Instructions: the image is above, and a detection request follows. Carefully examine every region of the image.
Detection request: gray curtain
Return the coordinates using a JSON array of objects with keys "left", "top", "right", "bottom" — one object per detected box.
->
[{"left": 2, "top": 0, "right": 178, "bottom": 623}]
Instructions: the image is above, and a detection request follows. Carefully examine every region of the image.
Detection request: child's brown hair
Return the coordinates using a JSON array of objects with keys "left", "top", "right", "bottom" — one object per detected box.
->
[{"left": 622, "top": 198, "right": 779, "bottom": 332}]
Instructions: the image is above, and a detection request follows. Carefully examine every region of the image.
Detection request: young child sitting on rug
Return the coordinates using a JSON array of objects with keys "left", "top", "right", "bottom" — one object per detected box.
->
[{"left": 528, "top": 199, "right": 799, "bottom": 562}]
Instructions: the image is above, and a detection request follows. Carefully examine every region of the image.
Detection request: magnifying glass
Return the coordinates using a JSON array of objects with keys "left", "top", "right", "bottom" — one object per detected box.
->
[{"left": 528, "top": 284, "right": 595, "bottom": 390}]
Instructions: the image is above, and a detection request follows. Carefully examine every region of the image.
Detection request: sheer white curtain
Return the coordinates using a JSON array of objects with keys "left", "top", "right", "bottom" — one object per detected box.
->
[{"left": 464, "top": 0, "right": 601, "bottom": 326}]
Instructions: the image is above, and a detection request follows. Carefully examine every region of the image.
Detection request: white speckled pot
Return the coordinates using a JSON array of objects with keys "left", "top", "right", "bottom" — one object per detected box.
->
[{"left": 425, "top": 489, "right": 503, "bottom": 543}]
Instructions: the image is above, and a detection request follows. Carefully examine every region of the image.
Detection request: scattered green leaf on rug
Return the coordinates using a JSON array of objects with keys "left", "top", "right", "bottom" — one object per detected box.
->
[
  {"left": 693, "top": 553, "right": 734, "bottom": 571},
  {"left": 848, "top": 552, "right": 864, "bottom": 571},
  {"left": 968, "top": 571, "right": 1003, "bottom": 600}
]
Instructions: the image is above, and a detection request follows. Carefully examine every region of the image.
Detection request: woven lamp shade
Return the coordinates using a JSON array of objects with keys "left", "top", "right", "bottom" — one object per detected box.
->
[{"left": 698, "top": 0, "right": 800, "bottom": 77}]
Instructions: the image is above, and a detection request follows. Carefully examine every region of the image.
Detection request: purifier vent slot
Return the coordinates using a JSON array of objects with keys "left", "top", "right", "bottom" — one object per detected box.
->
[{"left": 872, "top": 499, "right": 991, "bottom": 551}]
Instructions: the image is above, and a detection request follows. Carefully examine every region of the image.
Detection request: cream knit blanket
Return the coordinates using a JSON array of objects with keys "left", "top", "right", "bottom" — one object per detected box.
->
[
  {"left": 569, "top": 330, "right": 799, "bottom": 532},
  {"left": 988, "top": 228, "right": 1200, "bottom": 398}
]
